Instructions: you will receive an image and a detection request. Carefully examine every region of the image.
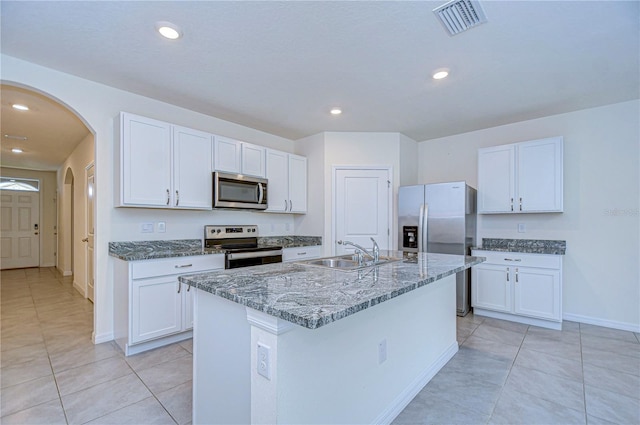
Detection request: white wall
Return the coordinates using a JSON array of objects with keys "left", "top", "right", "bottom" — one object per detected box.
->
[
  {"left": 417, "top": 100, "right": 640, "bottom": 331},
  {"left": 1, "top": 54, "right": 297, "bottom": 343},
  {"left": 57, "top": 133, "right": 95, "bottom": 295},
  {"left": 0, "top": 167, "right": 57, "bottom": 267}
]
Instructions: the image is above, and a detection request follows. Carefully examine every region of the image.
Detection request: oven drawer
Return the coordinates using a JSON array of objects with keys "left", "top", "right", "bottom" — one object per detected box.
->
[{"left": 132, "top": 254, "right": 225, "bottom": 279}]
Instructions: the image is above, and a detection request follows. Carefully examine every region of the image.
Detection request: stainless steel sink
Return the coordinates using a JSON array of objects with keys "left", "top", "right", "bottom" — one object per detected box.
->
[{"left": 297, "top": 255, "right": 403, "bottom": 271}]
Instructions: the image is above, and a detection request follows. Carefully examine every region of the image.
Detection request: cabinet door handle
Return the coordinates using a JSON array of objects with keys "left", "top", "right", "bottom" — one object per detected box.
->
[
  {"left": 510, "top": 198, "right": 514, "bottom": 212},
  {"left": 289, "top": 200, "right": 292, "bottom": 211},
  {"left": 284, "top": 200, "right": 288, "bottom": 211},
  {"left": 506, "top": 267, "right": 510, "bottom": 282},
  {"left": 187, "top": 284, "right": 191, "bottom": 292},
  {"left": 166, "top": 189, "right": 170, "bottom": 206},
  {"left": 174, "top": 264, "right": 193, "bottom": 268},
  {"left": 177, "top": 281, "right": 182, "bottom": 294},
  {"left": 176, "top": 190, "right": 180, "bottom": 206},
  {"left": 515, "top": 268, "right": 519, "bottom": 283},
  {"left": 504, "top": 258, "right": 522, "bottom": 262},
  {"left": 297, "top": 252, "right": 307, "bottom": 256},
  {"left": 519, "top": 197, "right": 522, "bottom": 211}
]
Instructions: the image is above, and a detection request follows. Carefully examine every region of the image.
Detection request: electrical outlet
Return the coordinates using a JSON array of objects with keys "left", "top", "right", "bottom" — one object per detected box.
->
[
  {"left": 285, "top": 223, "right": 291, "bottom": 231},
  {"left": 257, "top": 343, "right": 271, "bottom": 380},
  {"left": 157, "top": 222, "right": 166, "bottom": 233},
  {"left": 140, "top": 222, "right": 154, "bottom": 233},
  {"left": 378, "top": 339, "right": 387, "bottom": 364},
  {"left": 518, "top": 223, "right": 526, "bottom": 233}
]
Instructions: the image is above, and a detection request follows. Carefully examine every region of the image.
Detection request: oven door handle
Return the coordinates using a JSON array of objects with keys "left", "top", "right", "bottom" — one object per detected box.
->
[{"left": 226, "top": 249, "right": 282, "bottom": 260}]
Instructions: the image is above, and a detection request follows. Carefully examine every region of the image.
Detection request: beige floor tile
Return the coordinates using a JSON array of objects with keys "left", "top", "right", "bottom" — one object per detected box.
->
[
  {"left": 49, "top": 340, "right": 121, "bottom": 373},
  {"left": 55, "top": 356, "right": 132, "bottom": 395},
  {"left": 583, "top": 362, "right": 640, "bottom": 398},
  {"left": 0, "top": 398, "right": 66, "bottom": 424},
  {"left": 84, "top": 396, "right": 176, "bottom": 425},
  {"left": 461, "top": 334, "right": 520, "bottom": 361},
  {"left": 179, "top": 338, "right": 193, "bottom": 354},
  {"left": 582, "top": 345, "right": 640, "bottom": 376},
  {"left": 521, "top": 331, "right": 582, "bottom": 360},
  {"left": 0, "top": 342, "right": 49, "bottom": 368},
  {"left": 581, "top": 334, "right": 640, "bottom": 359},
  {"left": 61, "top": 373, "right": 151, "bottom": 424},
  {"left": 514, "top": 347, "right": 583, "bottom": 382},
  {"left": 137, "top": 353, "right": 193, "bottom": 394},
  {"left": 0, "top": 331, "right": 45, "bottom": 352},
  {"left": 581, "top": 323, "right": 640, "bottom": 343},
  {"left": 585, "top": 385, "right": 640, "bottom": 424},
  {"left": 504, "top": 365, "right": 584, "bottom": 412},
  {"left": 0, "top": 356, "right": 53, "bottom": 388},
  {"left": 156, "top": 380, "right": 193, "bottom": 424},
  {"left": 489, "top": 388, "right": 585, "bottom": 424},
  {"left": 0, "top": 375, "right": 59, "bottom": 417},
  {"left": 125, "top": 343, "right": 191, "bottom": 372}
]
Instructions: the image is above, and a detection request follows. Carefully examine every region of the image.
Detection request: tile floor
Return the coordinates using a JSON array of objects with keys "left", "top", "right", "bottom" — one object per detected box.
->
[{"left": 1, "top": 267, "right": 639, "bottom": 424}]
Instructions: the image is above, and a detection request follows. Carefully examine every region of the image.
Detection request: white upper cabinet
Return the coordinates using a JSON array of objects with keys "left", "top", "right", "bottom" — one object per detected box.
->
[
  {"left": 478, "top": 136, "right": 563, "bottom": 213},
  {"left": 117, "top": 112, "right": 213, "bottom": 209},
  {"left": 288, "top": 154, "right": 307, "bottom": 213},
  {"left": 214, "top": 136, "right": 242, "bottom": 174},
  {"left": 119, "top": 113, "right": 172, "bottom": 207},
  {"left": 242, "top": 143, "right": 266, "bottom": 177},
  {"left": 173, "top": 126, "right": 213, "bottom": 209},
  {"left": 214, "top": 137, "right": 266, "bottom": 178},
  {"left": 265, "top": 149, "right": 307, "bottom": 213}
]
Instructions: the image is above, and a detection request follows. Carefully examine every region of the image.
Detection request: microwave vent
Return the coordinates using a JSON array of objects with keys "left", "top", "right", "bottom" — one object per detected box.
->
[{"left": 433, "top": 0, "right": 488, "bottom": 36}]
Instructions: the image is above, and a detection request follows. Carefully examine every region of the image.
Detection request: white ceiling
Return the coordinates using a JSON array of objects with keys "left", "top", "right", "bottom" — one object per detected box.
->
[{"left": 1, "top": 1, "right": 638, "bottom": 170}]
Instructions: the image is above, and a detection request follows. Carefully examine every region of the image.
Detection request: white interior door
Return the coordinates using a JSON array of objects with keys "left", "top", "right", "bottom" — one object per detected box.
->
[
  {"left": 86, "top": 164, "right": 95, "bottom": 302},
  {"left": 1, "top": 190, "right": 40, "bottom": 269},
  {"left": 334, "top": 168, "right": 391, "bottom": 256}
]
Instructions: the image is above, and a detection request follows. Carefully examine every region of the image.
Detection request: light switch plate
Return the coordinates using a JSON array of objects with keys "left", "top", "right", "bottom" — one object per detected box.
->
[
  {"left": 518, "top": 223, "right": 526, "bottom": 233},
  {"left": 157, "top": 222, "right": 166, "bottom": 233},
  {"left": 140, "top": 222, "right": 154, "bottom": 233}
]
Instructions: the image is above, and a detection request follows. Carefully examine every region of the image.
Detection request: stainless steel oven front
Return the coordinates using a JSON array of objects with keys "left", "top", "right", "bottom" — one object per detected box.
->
[{"left": 204, "top": 225, "right": 282, "bottom": 269}]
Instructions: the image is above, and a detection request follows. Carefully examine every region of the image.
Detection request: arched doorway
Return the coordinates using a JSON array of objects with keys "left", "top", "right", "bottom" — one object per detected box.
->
[{"left": 1, "top": 82, "right": 97, "bottom": 336}]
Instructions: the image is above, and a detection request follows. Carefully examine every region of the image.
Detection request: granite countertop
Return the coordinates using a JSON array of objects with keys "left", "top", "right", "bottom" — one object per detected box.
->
[
  {"left": 473, "top": 238, "right": 566, "bottom": 255},
  {"left": 109, "top": 237, "right": 322, "bottom": 261},
  {"left": 179, "top": 251, "right": 484, "bottom": 330}
]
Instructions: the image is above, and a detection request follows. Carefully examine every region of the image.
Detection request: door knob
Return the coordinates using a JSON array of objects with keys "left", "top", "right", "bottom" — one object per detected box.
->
[
  {"left": 34, "top": 232, "right": 39, "bottom": 235},
  {"left": 82, "top": 238, "right": 89, "bottom": 242}
]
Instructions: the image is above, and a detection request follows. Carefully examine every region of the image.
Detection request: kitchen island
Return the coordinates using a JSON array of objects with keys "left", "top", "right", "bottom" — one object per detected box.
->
[{"left": 180, "top": 252, "right": 483, "bottom": 424}]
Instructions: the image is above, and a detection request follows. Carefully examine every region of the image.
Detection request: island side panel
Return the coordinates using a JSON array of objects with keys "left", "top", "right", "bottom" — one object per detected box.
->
[
  {"left": 193, "top": 289, "right": 251, "bottom": 425},
  {"left": 275, "top": 274, "right": 457, "bottom": 424}
]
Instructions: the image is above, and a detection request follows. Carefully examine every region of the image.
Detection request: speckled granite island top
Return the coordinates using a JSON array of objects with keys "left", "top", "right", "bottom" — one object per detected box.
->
[
  {"left": 179, "top": 251, "right": 484, "bottom": 329},
  {"left": 474, "top": 238, "right": 566, "bottom": 255},
  {"left": 109, "top": 236, "right": 322, "bottom": 261}
]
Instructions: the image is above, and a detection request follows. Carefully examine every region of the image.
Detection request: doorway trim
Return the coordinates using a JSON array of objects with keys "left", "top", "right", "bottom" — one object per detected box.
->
[{"left": 331, "top": 165, "right": 393, "bottom": 256}]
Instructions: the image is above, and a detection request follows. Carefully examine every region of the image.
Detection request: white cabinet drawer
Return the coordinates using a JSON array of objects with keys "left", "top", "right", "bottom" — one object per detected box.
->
[
  {"left": 132, "top": 254, "right": 225, "bottom": 279},
  {"left": 472, "top": 250, "right": 561, "bottom": 269},
  {"left": 283, "top": 246, "right": 322, "bottom": 262}
]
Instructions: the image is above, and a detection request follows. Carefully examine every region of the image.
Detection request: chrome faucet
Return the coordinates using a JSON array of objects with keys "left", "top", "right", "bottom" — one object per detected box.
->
[
  {"left": 370, "top": 237, "right": 380, "bottom": 263},
  {"left": 338, "top": 238, "right": 380, "bottom": 265}
]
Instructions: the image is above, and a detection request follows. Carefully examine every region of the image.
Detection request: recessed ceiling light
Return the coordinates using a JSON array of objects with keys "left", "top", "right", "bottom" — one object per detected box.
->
[
  {"left": 330, "top": 108, "right": 342, "bottom": 115},
  {"left": 11, "top": 148, "right": 23, "bottom": 153},
  {"left": 12, "top": 104, "right": 29, "bottom": 111},
  {"left": 432, "top": 69, "right": 450, "bottom": 80},
  {"left": 4, "top": 134, "right": 28, "bottom": 141},
  {"left": 156, "top": 21, "right": 183, "bottom": 40}
]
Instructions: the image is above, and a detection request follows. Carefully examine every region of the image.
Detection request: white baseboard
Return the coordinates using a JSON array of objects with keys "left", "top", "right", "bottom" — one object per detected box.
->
[
  {"left": 93, "top": 331, "right": 114, "bottom": 344},
  {"left": 563, "top": 313, "right": 640, "bottom": 333},
  {"left": 373, "top": 341, "right": 459, "bottom": 425}
]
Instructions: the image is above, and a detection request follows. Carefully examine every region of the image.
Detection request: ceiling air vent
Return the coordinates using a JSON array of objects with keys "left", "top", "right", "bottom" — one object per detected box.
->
[{"left": 433, "top": 0, "right": 488, "bottom": 36}]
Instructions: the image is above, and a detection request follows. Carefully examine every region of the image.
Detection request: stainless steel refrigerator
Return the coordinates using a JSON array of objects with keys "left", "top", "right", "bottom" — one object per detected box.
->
[{"left": 398, "top": 182, "right": 477, "bottom": 316}]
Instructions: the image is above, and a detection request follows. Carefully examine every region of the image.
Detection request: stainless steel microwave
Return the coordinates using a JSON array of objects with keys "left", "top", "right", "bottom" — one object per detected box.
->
[{"left": 213, "top": 172, "right": 268, "bottom": 210}]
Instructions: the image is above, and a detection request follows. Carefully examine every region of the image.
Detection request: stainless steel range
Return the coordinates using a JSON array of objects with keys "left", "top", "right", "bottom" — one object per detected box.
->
[{"left": 204, "top": 225, "right": 282, "bottom": 269}]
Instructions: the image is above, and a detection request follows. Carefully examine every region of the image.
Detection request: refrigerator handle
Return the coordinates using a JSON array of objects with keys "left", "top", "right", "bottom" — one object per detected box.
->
[{"left": 418, "top": 203, "right": 428, "bottom": 253}]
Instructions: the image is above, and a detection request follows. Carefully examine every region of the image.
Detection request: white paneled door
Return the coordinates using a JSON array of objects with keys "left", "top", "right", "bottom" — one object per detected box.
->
[
  {"left": 334, "top": 168, "right": 391, "bottom": 255},
  {"left": 1, "top": 190, "right": 40, "bottom": 269}
]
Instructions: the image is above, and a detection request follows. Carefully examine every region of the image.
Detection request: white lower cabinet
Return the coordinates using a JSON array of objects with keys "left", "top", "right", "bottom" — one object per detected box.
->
[
  {"left": 471, "top": 250, "right": 562, "bottom": 330},
  {"left": 114, "top": 254, "right": 224, "bottom": 355},
  {"left": 282, "top": 245, "right": 322, "bottom": 262}
]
